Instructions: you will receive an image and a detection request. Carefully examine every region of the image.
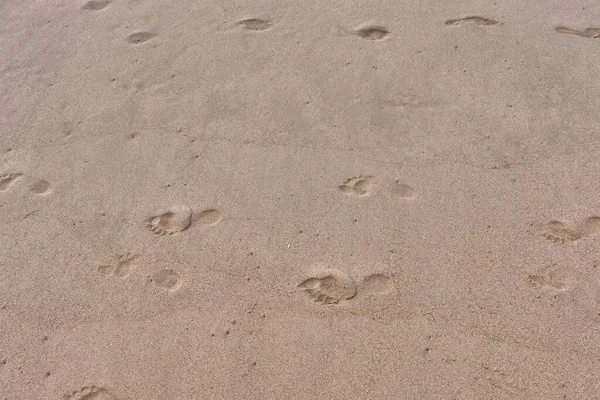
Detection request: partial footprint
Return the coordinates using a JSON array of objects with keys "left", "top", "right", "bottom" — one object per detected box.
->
[
  {"left": 196, "top": 209, "right": 222, "bottom": 226},
  {"left": 64, "top": 386, "right": 117, "bottom": 400},
  {"left": 352, "top": 24, "right": 390, "bottom": 40},
  {"left": 338, "top": 176, "right": 376, "bottom": 196},
  {"left": 361, "top": 273, "right": 394, "bottom": 295},
  {"left": 98, "top": 254, "right": 137, "bottom": 278},
  {"left": 0, "top": 173, "right": 23, "bottom": 191},
  {"left": 393, "top": 181, "right": 417, "bottom": 199},
  {"left": 556, "top": 26, "right": 600, "bottom": 38},
  {"left": 127, "top": 31, "right": 155, "bottom": 44},
  {"left": 541, "top": 220, "right": 580, "bottom": 244},
  {"left": 445, "top": 16, "right": 501, "bottom": 27},
  {"left": 237, "top": 18, "right": 272, "bottom": 31},
  {"left": 29, "top": 179, "right": 51, "bottom": 195},
  {"left": 579, "top": 216, "right": 600, "bottom": 237},
  {"left": 81, "top": 0, "right": 111, "bottom": 10},
  {"left": 145, "top": 206, "right": 192, "bottom": 235},
  {"left": 528, "top": 265, "right": 575, "bottom": 292},
  {"left": 298, "top": 268, "right": 356, "bottom": 305},
  {"left": 152, "top": 269, "right": 181, "bottom": 291}
]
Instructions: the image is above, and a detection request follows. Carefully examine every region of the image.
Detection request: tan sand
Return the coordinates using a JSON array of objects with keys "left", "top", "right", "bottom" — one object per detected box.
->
[{"left": 1, "top": 0, "right": 600, "bottom": 398}]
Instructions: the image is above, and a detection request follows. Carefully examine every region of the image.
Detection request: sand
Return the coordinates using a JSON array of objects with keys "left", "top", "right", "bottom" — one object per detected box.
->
[{"left": 1, "top": 0, "right": 600, "bottom": 398}]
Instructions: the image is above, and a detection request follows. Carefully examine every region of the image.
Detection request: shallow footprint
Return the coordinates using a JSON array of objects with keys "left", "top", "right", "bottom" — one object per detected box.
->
[
  {"left": 81, "top": 0, "right": 111, "bottom": 10},
  {"left": 361, "top": 273, "right": 394, "bottom": 295},
  {"left": 542, "top": 220, "right": 580, "bottom": 244},
  {"left": 352, "top": 24, "right": 390, "bottom": 40},
  {"left": 393, "top": 181, "right": 417, "bottom": 199},
  {"left": 238, "top": 18, "right": 272, "bottom": 31},
  {"left": 29, "top": 179, "right": 51, "bottom": 195},
  {"left": 445, "top": 16, "right": 501, "bottom": 27},
  {"left": 298, "top": 269, "right": 356, "bottom": 305},
  {"left": 196, "top": 209, "right": 222, "bottom": 226},
  {"left": 528, "top": 265, "right": 575, "bottom": 292},
  {"left": 127, "top": 31, "right": 155, "bottom": 44},
  {"left": 578, "top": 216, "right": 600, "bottom": 237},
  {"left": 555, "top": 26, "right": 600, "bottom": 38},
  {"left": 64, "top": 386, "right": 117, "bottom": 400},
  {"left": 0, "top": 173, "right": 23, "bottom": 191},
  {"left": 98, "top": 254, "right": 137, "bottom": 278},
  {"left": 338, "top": 176, "right": 376, "bottom": 196},
  {"left": 145, "top": 206, "right": 192, "bottom": 235},
  {"left": 152, "top": 269, "right": 181, "bottom": 290}
]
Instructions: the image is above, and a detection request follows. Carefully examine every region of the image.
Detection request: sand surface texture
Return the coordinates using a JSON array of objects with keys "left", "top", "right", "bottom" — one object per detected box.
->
[{"left": 1, "top": 0, "right": 600, "bottom": 398}]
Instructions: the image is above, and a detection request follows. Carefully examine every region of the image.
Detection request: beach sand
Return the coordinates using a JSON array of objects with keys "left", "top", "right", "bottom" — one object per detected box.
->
[{"left": 1, "top": 0, "right": 600, "bottom": 398}]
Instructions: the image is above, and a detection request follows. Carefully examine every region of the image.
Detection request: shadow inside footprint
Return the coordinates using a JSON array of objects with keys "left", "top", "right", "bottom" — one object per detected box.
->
[
  {"left": 238, "top": 18, "right": 272, "bottom": 31},
  {"left": 352, "top": 25, "right": 390, "bottom": 40},
  {"left": 127, "top": 31, "right": 155, "bottom": 44},
  {"left": 81, "top": 0, "right": 111, "bottom": 10}
]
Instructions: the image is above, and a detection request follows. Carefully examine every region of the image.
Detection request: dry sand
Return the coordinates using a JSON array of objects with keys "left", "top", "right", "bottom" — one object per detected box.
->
[{"left": 1, "top": 0, "right": 600, "bottom": 398}]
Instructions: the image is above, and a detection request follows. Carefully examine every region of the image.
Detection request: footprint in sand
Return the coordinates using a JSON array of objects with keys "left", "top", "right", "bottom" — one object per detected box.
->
[
  {"left": 298, "top": 268, "right": 357, "bottom": 305},
  {"left": 145, "top": 206, "right": 192, "bottom": 235},
  {"left": 237, "top": 18, "right": 272, "bottom": 31},
  {"left": 542, "top": 220, "right": 580, "bottom": 244},
  {"left": 98, "top": 254, "right": 138, "bottom": 278},
  {"left": 338, "top": 176, "right": 377, "bottom": 197},
  {"left": 555, "top": 26, "right": 600, "bottom": 38},
  {"left": 0, "top": 173, "right": 51, "bottom": 195},
  {"left": 196, "top": 209, "right": 223, "bottom": 226},
  {"left": 541, "top": 217, "right": 600, "bottom": 244},
  {"left": 360, "top": 273, "right": 394, "bottom": 295},
  {"left": 351, "top": 24, "right": 390, "bottom": 40},
  {"left": 528, "top": 265, "right": 575, "bottom": 292},
  {"left": 0, "top": 173, "right": 24, "bottom": 192},
  {"left": 127, "top": 31, "right": 156, "bottom": 45},
  {"left": 445, "top": 16, "right": 501, "bottom": 27},
  {"left": 64, "top": 386, "right": 117, "bottom": 400},
  {"left": 393, "top": 181, "right": 417, "bottom": 199},
  {"left": 29, "top": 178, "right": 51, "bottom": 195},
  {"left": 152, "top": 269, "right": 181, "bottom": 291},
  {"left": 81, "top": 0, "right": 111, "bottom": 10}
]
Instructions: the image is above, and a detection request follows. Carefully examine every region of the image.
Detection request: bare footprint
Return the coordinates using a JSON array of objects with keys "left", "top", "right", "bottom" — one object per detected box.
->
[
  {"left": 0, "top": 173, "right": 24, "bottom": 191},
  {"left": 393, "top": 181, "right": 417, "bottom": 199},
  {"left": 298, "top": 269, "right": 356, "bottom": 305},
  {"left": 98, "top": 254, "right": 137, "bottom": 278},
  {"left": 445, "top": 16, "right": 501, "bottom": 27},
  {"left": 542, "top": 220, "right": 580, "bottom": 244},
  {"left": 361, "top": 273, "right": 394, "bottom": 295},
  {"left": 578, "top": 216, "right": 600, "bottom": 237},
  {"left": 237, "top": 18, "right": 272, "bottom": 31},
  {"left": 64, "top": 386, "right": 117, "bottom": 400},
  {"left": 338, "top": 176, "right": 376, "bottom": 197},
  {"left": 29, "top": 179, "right": 51, "bottom": 195},
  {"left": 352, "top": 24, "right": 390, "bottom": 40},
  {"left": 152, "top": 269, "right": 181, "bottom": 290},
  {"left": 127, "top": 31, "right": 155, "bottom": 44},
  {"left": 145, "top": 206, "right": 192, "bottom": 235},
  {"left": 196, "top": 209, "right": 222, "bottom": 226},
  {"left": 81, "top": 0, "right": 111, "bottom": 10},
  {"left": 528, "top": 265, "right": 575, "bottom": 292},
  {"left": 555, "top": 26, "right": 600, "bottom": 38}
]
